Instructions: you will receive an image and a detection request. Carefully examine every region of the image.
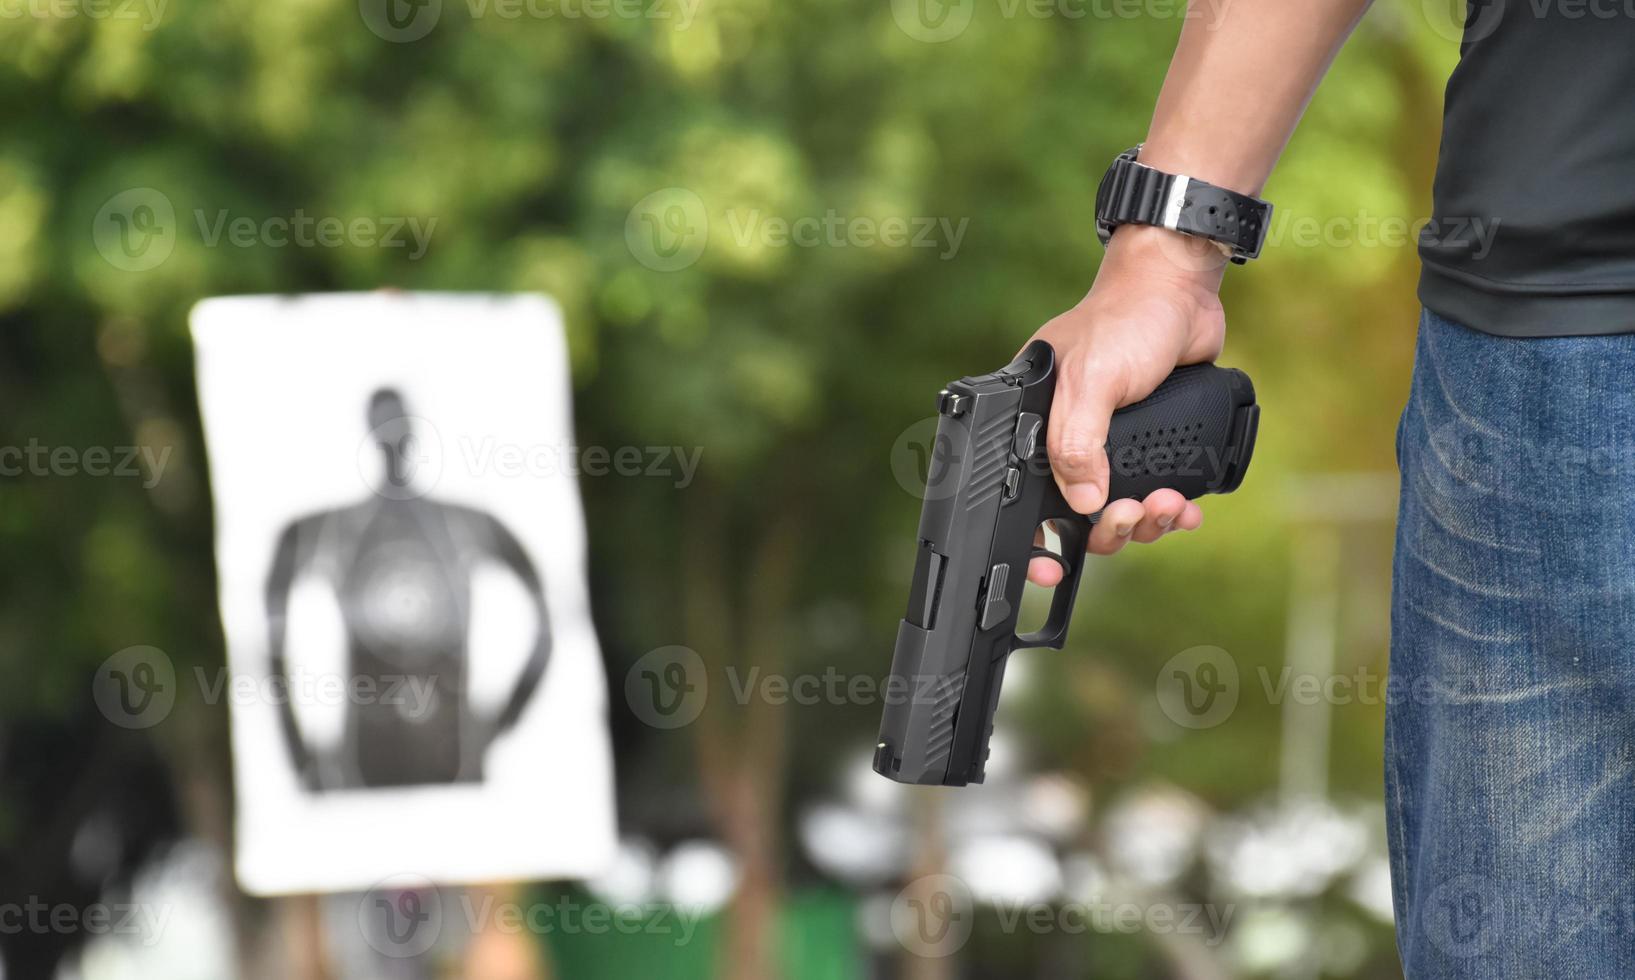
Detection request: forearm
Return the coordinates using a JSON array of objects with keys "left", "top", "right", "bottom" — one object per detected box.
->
[
  {"left": 1140, "top": 0, "right": 1375, "bottom": 195},
  {"left": 1098, "top": 0, "right": 1374, "bottom": 288}
]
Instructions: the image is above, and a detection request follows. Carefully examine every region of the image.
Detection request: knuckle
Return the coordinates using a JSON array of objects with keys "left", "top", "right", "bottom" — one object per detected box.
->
[
  {"left": 1059, "top": 350, "right": 1119, "bottom": 392},
  {"left": 1089, "top": 535, "right": 1125, "bottom": 556},
  {"left": 1050, "top": 442, "right": 1104, "bottom": 475}
]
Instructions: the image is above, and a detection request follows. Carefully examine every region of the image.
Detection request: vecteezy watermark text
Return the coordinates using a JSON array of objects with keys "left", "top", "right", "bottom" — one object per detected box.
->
[
  {"left": 463, "top": 893, "right": 702, "bottom": 946},
  {"left": 358, "top": 0, "right": 700, "bottom": 43},
  {"left": 891, "top": 873, "right": 1234, "bottom": 957},
  {"left": 0, "top": 440, "right": 171, "bottom": 488},
  {"left": 464, "top": 0, "right": 699, "bottom": 26},
  {"left": 193, "top": 668, "right": 439, "bottom": 718},
  {"left": 1265, "top": 211, "right": 1501, "bottom": 259},
  {"left": 0, "top": 0, "right": 165, "bottom": 29},
  {"left": 1149, "top": 644, "right": 1618, "bottom": 731},
  {"left": 458, "top": 438, "right": 703, "bottom": 489},
  {"left": 623, "top": 646, "right": 964, "bottom": 730},
  {"left": 890, "top": 415, "right": 1243, "bottom": 502},
  {"left": 889, "top": 0, "right": 1235, "bottom": 43},
  {"left": 722, "top": 210, "right": 969, "bottom": 261},
  {"left": 93, "top": 645, "right": 445, "bottom": 730},
  {"left": 1417, "top": 873, "right": 1635, "bottom": 959},
  {"left": 1421, "top": 0, "right": 1635, "bottom": 45},
  {"left": 623, "top": 187, "right": 972, "bottom": 272},
  {"left": 362, "top": 431, "right": 705, "bottom": 498},
  {"left": 0, "top": 898, "right": 171, "bottom": 946},
  {"left": 193, "top": 209, "right": 436, "bottom": 260},
  {"left": 92, "top": 188, "right": 437, "bottom": 272},
  {"left": 358, "top": 878, "right": 704, "bottom": 958}
]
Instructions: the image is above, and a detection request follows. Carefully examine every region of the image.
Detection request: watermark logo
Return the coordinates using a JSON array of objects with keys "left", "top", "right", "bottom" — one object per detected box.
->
[
  {"left": 357, "top": 412, "right": 445, "bottom": 501},
  {"left": 359, "top": 0, "right": 444, "bottom": 41},
  {"left": 892, "top": 873, "right": 975, "bottom": 957},
  {"left": 626, "top": 187, "right": 710, "bottom": 272},
  {"left": 1422, "top": 874, "right": 1502, "bottom": 958},
  {"left": 360, "top": 875, "right": 443, "bottom": 958},
  {"left": 890, "top": 417, "right": 964, "bottom": 501},
  {"left": 1154, "top": 645, "right": 1238, "bottom": 730},
  {"left": 891, "top": 0, "right": 976, "bottom": 41},
  {"left": 93, "top": 646, "right": 176, "bottom": 730},
  {"left": 1422, "top": 0, "right": 1505, "bottom": 43},
  {"left": 92, "top": 188, "right": 176, "bottom": 273},
  {"left": 625, "top": 645, "right": 708, "bottom": 729}
]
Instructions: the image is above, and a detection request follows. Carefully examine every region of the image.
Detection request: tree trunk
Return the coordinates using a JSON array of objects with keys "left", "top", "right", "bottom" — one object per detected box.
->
[{"left": 682, "top": 489, "right": 801, "bottom": 980}]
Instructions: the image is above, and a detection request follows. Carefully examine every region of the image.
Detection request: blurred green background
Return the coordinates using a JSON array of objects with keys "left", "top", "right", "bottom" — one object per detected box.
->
[{"left": 0, "top": 0, "right": 1464, "bottom": 977}]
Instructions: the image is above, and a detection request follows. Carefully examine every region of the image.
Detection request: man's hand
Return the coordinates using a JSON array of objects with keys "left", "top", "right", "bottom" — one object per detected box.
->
[
  {"left": 1027, "top": 225, "right": 1227, "bottom": 587},
  {"left": 1015, "top": 0, "right": 1375, "bottom": 588}
]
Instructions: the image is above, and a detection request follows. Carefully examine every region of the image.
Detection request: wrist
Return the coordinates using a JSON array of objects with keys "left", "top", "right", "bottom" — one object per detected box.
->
[{"left": 1097, "top": 224, "right": 1226, "bottom": 301}]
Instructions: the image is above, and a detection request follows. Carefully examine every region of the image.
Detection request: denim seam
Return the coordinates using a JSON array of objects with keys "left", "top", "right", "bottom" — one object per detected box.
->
[{"left": 1383, "top": 709, "right": 1413, "bottom": 965}]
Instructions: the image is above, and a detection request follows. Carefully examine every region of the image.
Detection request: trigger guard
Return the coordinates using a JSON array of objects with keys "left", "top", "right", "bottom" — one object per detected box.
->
[{"left": 1029, "top": 547, "right": 1072, "bottom": 574}]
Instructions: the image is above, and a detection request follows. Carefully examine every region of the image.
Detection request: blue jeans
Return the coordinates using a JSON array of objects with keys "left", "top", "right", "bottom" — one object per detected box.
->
[{"left": 1389, "top": 308, "right": 1635, "bottom": 977}]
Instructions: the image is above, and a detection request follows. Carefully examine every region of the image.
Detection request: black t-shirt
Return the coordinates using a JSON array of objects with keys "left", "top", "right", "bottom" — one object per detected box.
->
[{"left": 1419, "top": 0, "right": 1635, "bottom": 337}]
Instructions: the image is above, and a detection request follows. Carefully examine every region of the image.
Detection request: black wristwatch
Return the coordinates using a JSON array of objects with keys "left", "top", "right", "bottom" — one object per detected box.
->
[{"left": 1094, "top": 146, "right": 1272, "bottom": 265}]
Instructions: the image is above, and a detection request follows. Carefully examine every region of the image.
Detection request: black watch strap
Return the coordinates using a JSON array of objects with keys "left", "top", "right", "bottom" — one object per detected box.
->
[{"left": 1095, "top": 146, "right": 1272, "bottom": 264}]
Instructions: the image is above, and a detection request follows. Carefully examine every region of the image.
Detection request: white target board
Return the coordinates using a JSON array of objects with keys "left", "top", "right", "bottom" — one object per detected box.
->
[{"left": 191, "top": 292, "right": 617, "bottom": 895}]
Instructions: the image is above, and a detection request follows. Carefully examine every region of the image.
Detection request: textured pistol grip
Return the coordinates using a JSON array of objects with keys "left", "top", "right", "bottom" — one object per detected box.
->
[{"left": 1104, "top": 363, "right": 1258, "bottom": 504}]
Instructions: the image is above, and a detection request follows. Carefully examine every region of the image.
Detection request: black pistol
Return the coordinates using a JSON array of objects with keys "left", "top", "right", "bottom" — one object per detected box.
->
[{"left": 873, "top": 339, "right": 1258, "bottom": 786}]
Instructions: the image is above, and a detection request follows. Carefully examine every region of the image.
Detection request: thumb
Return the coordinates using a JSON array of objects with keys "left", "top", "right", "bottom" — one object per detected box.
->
[{"left": 1047, "top": 367, "right": 1121, "bottom": 515}]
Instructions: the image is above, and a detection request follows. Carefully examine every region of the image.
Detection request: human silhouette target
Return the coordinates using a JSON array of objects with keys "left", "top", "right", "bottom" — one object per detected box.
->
[
  {"left": 266, "top": 388, "right": 550, "bottom": 791},
  {"left": 193, "top": 293, "right": 616, "bottom": 895}
]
